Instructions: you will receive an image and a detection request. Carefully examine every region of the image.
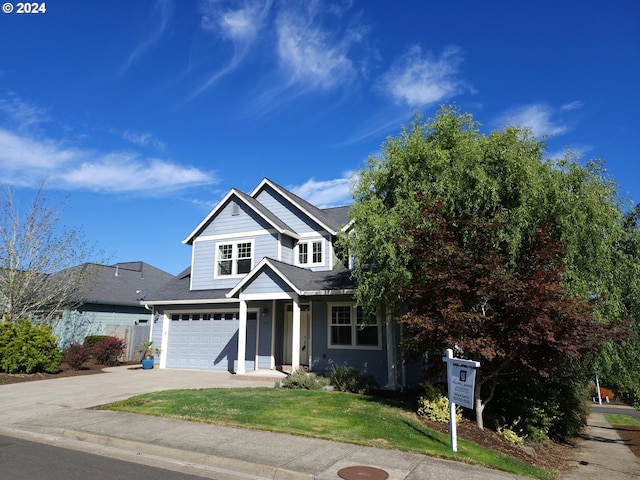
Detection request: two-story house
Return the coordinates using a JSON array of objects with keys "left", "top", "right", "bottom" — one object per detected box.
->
[{"left": 143, "top": 178, "right": 401, "bottom": 389}]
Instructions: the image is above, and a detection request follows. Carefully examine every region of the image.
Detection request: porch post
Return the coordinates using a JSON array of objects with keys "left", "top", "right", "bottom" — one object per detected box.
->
[
  {"left": 270, "top": 299, "right": 276, "bottom": 369},
  {"left": 237, "top": 299, "right": 247, "bottom": 374},
  {"left": 292, "top": 295, "right": 301, "bottom": 370},
  {"left": 160, "top": 311, "right": 169, "bottom": 369}
]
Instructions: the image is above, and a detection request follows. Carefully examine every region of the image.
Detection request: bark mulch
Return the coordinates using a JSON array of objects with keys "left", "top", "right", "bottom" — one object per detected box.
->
[{"left": 610, "top": 424, "right": 640, "bottom": 459}]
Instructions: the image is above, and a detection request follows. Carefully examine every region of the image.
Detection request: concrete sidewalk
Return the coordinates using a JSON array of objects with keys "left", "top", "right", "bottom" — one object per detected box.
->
[
  {"left": 561, "top": 405, "right": 640, "bottom": 479},
  {"left": 0, "top": 366, "right": 637, "bottom": 479}
]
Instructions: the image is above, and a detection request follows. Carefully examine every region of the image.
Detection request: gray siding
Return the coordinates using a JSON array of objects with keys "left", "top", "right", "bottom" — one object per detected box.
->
[
  {"left": 191, "top": 233, "right": 279, "bottom": 290},
  {"left": 243, "top": 269, "right": 294, "bottom": 295},
  {"left": 255, "top": 188, "right": 325, "bottom": 234},
  {"left": 308, "top": 299, "right": 389, "bottom": 387},
  {"left": 281, "top": 235, "right": 295, "bottom": 264},
  {"left": 201, "top": 198, "right": 272, "bottom": 236}
]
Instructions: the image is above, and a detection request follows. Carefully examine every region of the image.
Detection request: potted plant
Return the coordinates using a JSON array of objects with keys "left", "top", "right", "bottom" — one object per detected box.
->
[{"left": 137, "top": 340, "right": 161, "bottom": 370}]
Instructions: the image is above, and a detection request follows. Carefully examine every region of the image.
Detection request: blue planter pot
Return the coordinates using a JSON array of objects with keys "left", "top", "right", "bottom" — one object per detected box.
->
[{"left": 141, "top": 358, "right": 154, "bottom": 370}]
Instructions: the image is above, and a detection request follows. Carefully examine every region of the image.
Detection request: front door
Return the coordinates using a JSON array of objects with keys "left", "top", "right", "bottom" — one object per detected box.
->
[{"left": 284, "top": 304, "right": 310, "bottom": 366}]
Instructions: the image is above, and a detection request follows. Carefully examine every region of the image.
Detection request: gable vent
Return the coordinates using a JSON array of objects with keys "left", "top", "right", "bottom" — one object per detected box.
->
[{"left": 231, "top": 201, "right": 240, "bottom": 216}]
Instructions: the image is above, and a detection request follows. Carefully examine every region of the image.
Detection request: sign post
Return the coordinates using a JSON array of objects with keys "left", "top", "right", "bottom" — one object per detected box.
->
[{"left": 442, "top": 349, "right": 480, "bottom": 452}]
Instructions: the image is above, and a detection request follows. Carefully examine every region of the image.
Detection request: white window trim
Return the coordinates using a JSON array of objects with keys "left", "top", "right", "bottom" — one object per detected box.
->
[
  {"left": 296, "top": 238, "right": 325, "bottom": 267},
  {"left": 327, "top": 302, "right": 382, "bottom": 350},
  {"left": 214, "top": 239, "right": 255, "bottom": 279}
]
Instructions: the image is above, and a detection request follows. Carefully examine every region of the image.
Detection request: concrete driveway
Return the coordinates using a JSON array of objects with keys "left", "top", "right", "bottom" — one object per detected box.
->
[{"left": 0, "top": 366, "right": 278, "bottom": 425}]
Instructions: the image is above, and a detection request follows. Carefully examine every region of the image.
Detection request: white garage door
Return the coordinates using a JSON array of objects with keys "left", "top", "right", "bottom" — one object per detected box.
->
[{"left": 166, "top": 312, "right": 256, "bottom": 371}]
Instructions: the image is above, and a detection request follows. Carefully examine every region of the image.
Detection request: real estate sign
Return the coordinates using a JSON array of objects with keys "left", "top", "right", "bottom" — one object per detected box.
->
[
  {"left": 448, "top": 363, "right": 476, "bottom": 409},
  {"left": 442, "top": 349, "right": 480, "bottom": 452}
]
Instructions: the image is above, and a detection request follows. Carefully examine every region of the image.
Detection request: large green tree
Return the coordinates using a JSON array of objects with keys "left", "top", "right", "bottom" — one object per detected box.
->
[
  {"left": 398, "top": 197, "right": 618, "bottom": 436},
  {"left": 593, "top": 205, "right": 640, "bottom": 405},
  {"left": 343, "top": 106, "right": 634, "bottom": 436}
]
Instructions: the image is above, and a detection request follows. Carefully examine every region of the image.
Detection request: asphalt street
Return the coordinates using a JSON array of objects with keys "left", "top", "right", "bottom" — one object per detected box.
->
[{"left": 0, "top": 433, "right": 209, "bottom": 480}]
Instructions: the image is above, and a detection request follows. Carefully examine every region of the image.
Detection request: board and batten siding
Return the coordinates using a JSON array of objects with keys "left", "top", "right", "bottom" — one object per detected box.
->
[{"left": 191, "top": 233, "right": 279, "bottom": 290}]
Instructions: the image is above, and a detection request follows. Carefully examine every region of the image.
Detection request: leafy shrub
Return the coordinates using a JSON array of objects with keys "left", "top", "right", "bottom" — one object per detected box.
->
[
  {"left": 329, "top": 364, "right": 377, "bottom": 394},
  {"left": 0, "top": 318, "right": 62, "bottom": 374},
  {"left": 417, "top": 383, "right": 461, "bottom": 423},
  {"left": 90, "top": 336, "right": 125, "bottom": 366},
  {"left": 488, "top": 370, "right": 588, "bottom": 441},
  {"left": 83, "top": 335, "right": 112, "bottom": 349},
  {"left": 62, "top": 342, "right": 90, "bottom": 370},
  {"left": 279, "top": 367, "right": 330, "bottom": 390},
  {"left": 497, "top": 419, "right": 526, "bottom": 446}
]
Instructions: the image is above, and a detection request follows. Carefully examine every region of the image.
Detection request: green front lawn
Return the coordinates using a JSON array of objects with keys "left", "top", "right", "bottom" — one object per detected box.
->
[{"left": 100, "top": 388, "right": 555, "bottom": 479}]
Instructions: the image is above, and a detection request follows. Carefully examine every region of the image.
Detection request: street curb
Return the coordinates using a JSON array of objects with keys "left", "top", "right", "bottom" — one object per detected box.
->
[{"left": 0, "top": 426, "right": 313, "bottom": 480}]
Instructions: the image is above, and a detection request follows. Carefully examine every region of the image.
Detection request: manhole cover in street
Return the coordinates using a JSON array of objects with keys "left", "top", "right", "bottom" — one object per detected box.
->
[{"left": 337, "top": 465, "right": 389, "bottom": 480}]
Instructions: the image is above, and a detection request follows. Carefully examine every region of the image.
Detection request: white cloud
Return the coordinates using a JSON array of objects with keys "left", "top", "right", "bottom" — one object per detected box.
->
[
  {"left": 379, "top": 45, "right": 464, "bottom": 107},
  {"left": 289, "top": 175, "right": 354, "bottom": 208},
  {"left": 0, "top": 128, "right": 216, "bottom": 194},
  {"left": 61, "top": 156, "right": 215, "bottom": 193},
  {"left": 0, "top": 93, "right": 49, "bottom": 129},
  {"left": 561, "top": 100, "right": 583, "bottom": 111},
  {"left": 120, "top": 0, "right": 172, "bottom": 74},
  {"left": 0, "top": 128, "right": 80, "bottom": 186},
  {"left": 123, "top": 130, "right": 167, "bottom": 151},
  {"left": 201, "top": 0, "right": 269, "bottom": 45},
  {"left": 190, "top": 1, "right": 368, "bottom": 104},
  {"left": 548, "top": 144, "right": 592, "bottom": 161},
  {"left": 275, "top": 7, "right": 358, "bottom": 91},
  {"left": 499, "top": 103, "right": 569, "bottom": 137},
  {"left": 188, "top": 0, "right": 273, "bottom": 100}
]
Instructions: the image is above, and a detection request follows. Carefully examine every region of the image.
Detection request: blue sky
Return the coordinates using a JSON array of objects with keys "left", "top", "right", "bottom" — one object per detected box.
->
[{"left": 1, "top": 0, "right": 638, "bottom": 275}]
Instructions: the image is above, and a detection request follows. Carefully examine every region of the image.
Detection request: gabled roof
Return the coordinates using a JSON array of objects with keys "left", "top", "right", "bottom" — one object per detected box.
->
[
  {"left": 226, "top": 257, "right": 356, "bottom": 299},
  {"left": 250, "top": 178, "right": 350, "bottom": 235},
  {"left": 182, "top": 188, "right": 300, "bottom": 245},
  {"left": 56, "top": 261, "right": 174, "bottom": 307},
  {"left": 322, "top": 205, "right": 351, "bottom": 231},
  {"left": 142, "top": 268, "right": 231, "bottom": 305}
]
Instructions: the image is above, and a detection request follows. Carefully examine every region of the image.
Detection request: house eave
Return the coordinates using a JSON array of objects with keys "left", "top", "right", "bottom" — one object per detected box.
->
[
  {"left": 140, "top": 298, "right": 239, "bottom": 306},
  {"left": 301, "top": 289, "right": 356, "bottom": 296}
]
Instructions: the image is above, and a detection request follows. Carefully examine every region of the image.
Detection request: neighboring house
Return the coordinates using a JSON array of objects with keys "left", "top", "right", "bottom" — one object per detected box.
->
[
  {"left": 143, "top": 178, "right": 405, "bottom": 389},
  {"left": 53, "top": 261, "right": 174, "bottom": 359}
]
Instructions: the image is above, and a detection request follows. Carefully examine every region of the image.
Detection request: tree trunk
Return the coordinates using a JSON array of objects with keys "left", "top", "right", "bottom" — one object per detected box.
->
[{"left": 475, "top": 398, "right": 484, "bottom": 430}]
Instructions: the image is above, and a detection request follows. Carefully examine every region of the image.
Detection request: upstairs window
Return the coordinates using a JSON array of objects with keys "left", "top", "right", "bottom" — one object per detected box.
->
[
  {"left": 298, "top": 242, "right": 308, "bottom": 264},
  {"left": 216, "top": 241, "right": 253, "bottom": 277},
  {"left": 236, "top": 242, "right": 252, "bottom": 274},
  {"left": 297, "top": 239, "right": 324, "bottom": 267}
]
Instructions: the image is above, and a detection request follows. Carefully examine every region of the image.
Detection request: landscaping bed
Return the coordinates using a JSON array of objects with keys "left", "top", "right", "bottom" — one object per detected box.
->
[
  {"left": 418, "top": 414, "right": 575, "bottom": 474},
  {"left": 611, "top": 424, "right": 640, "bottom": 458},
  {"left": 0, "top": 359, "right": 115, "bottom": 384}
]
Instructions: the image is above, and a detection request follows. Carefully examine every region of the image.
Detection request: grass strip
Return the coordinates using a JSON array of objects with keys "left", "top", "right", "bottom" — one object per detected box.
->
[
  {"left": 100, "top": 388, "right": 554, "bottom": 479},
  {"left": 604, "top": 414, "right": 640, "bottom": 426}
]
